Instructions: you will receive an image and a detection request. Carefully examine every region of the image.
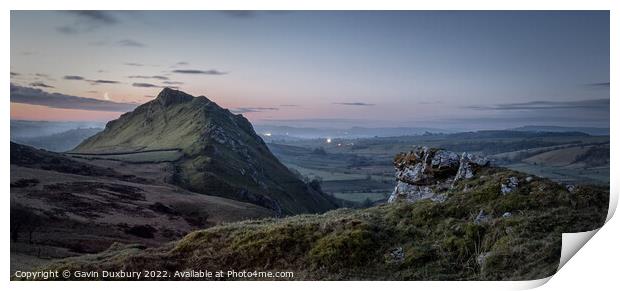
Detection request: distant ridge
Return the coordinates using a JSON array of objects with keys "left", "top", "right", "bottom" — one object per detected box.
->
[{"left": 512, "top": 125, "right": 609, "bottom": 136}]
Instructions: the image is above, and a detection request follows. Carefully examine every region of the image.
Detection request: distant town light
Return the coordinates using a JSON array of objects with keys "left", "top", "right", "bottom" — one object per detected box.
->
[
  {"left": 326, "top": 138, "right": 332, "bottom": 144},
  {"left": 264, "top": 132, "right": 272, "bottom": 137}
]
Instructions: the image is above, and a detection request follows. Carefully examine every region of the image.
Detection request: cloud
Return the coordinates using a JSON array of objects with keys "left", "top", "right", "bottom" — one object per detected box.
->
[
  {"left": 162, "top": 81, "right": 184, "bottom": 85},
  {"left": 10, "top": 83, "right": 137, "bottom": 112},
  {"left": 465, "top": 99, "right": 609, "bottom": 111},
  {"left": 173, "top": 69, "right": 228, "bottom": 75},
  {"left": 280, "top": 104, "right": 298, "bottom": 107},
  {"left": 57, "top": 11, "right": 118, "bottom": 34},
  {"left": 586, "top": 82, "right": 610, "bottom": 88},
  {"left": 132, "top": 82, "right": 160, "bottom": 88},
  {"left": 231, "top": 107, "right": 279, "bottom": 114},
  {"left": 10, "top": 72, "right": 19, "bottom": 77},
  {"left": 89, "top": 79, "right": 120, "bottom": 84},
  {"left": 64, "top": 75, "right": 85, "bottom": 80},
  {"left": 259, "top": 118, "right": 376, "bottom": 124},
  {"left": 219, "top": 11, "right": 257, "bottom": 18},
  {"left": 128, "top": 75, "right": 168, "bottom": 80},
  {"left": 333, "top": 102, "right": 375, "bottom": 106},
  {"left": 124, "top": 62, "right": 144, "bottom": 67},
  {"left": 117, "top": 39, "right": 146, "bottom": 47},
  {"left": 66, "top": 11, "right": 117, "bottom": 24},
  {"left": 29, "top": 82, "right": 55, "bottom": 88},
  {"left": 62, "top": 75, "right": 119, "bottom": 85},
  {"left": 176, "top": 61, "right": 189, "bottom": 66}
]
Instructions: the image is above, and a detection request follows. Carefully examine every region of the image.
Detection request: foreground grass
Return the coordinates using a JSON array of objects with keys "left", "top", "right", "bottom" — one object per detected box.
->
[{"left": 36, "top": 167, "right": 608, "bottom": 280}]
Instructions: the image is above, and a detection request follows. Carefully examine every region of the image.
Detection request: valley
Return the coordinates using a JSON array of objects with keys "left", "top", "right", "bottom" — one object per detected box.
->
[{"left": 266, "top": 132, "right": 609, "bottom": 206}]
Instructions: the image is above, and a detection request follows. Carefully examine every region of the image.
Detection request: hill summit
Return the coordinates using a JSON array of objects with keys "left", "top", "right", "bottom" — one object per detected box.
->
[{"left": 74, "top": 88, "right": 337, "bottom": 215}]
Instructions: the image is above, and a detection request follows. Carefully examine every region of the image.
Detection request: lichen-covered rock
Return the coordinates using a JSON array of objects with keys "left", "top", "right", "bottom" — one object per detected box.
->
[
  {"left": 393, "top": 147, "right": 461, "bottom": 185},
  {"left": 388, "top": 181, "right": 437, "bottom": 203},
  {"left": 500, "top": 177, "right": 519, "bottom": 194},
  {"left": 388, "top": 147, "right": 491, "bottom": 204},
  {"left": 452, "top": 152, "right": 489, "bottom": 187},
  {"left": 453, "top": 153, "right": 475, "bottom": 183},
  {"left": 431, "top": 150, "right": 460, "bottom": 168}
]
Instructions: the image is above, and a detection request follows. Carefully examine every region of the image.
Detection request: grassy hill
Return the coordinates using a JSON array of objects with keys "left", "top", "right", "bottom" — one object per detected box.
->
[
  {"left": 74, "top": 88, "right": 337, "bottom": 215},
  {"left": 38, "top": 165, "right": 608, "bottom": 280}
]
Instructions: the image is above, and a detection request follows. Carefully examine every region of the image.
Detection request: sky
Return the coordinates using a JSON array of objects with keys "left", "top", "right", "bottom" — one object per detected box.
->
[{"left": 10, "top": 11, "right": 610, "bottom": 129}]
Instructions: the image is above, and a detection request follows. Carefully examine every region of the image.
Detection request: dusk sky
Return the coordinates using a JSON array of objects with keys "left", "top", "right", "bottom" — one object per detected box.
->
[{"left": 10, "top": 11, "right": 610, "bottom": 129}]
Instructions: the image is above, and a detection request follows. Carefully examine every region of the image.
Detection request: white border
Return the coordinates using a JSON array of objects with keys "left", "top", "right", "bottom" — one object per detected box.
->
[{"left": 3, "top": 1, "right": 618, "bottom": 290}]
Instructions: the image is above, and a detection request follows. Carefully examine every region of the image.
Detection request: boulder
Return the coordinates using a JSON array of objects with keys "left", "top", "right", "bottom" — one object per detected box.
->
[
  {"left": 500, "top": 177, "right": 519, "bottom": 194},
  {"left": 388, "top": 147, "right": 490, "bottom": 204}
]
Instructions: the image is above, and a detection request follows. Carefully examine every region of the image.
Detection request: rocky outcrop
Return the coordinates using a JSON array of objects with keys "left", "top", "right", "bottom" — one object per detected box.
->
[
  {"left": 500, "top": 177, "right": 519, "bottom": 194},
  {"left": 388, "top": 147, "right": 489, "bottom": 204}
]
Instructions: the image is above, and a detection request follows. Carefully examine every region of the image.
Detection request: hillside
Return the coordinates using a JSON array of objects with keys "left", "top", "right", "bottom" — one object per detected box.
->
[
  {"left": 10, "top": 142, "right": 274, "bottom": 273},
  {"left": 73, "top": 88, "right": 337, "bottom": 215},
  {"left": 37, "top": 147, "right": 608, "bottom": 280}
]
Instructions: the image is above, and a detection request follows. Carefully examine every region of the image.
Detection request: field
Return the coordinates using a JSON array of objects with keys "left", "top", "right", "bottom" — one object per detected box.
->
[
  {"left": 68, "top": 149, "right": 184, "bottom": 163},
  {"left": 268, "top": 131, "right": 609, "bottom": 205}
]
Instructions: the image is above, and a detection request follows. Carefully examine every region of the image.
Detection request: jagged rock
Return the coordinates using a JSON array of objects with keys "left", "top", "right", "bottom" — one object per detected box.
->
[
  {"left": 525, "top": 176, "right": 533, "bottom": 183},
  {"left": 388, "top": 147, "right": 490, "bottom": 204},
  {"left": 453, "top": 152, "right": 489, "bottom": 185},
  {"left": 453, "top": 154, "right": 474, "bottom": 182},
  {"left": 388, "top": 181, "right": 437, "bottom": 203},
  {"left": 502, "top": 212, "right": 512, "bottom": 218},
  {"left": 394, "top": 147, "right": 461, "bottom": 185},
  {"left": 396, "top": 162, "right": 427, "bottom": 184},
  {"left": 566, "top": 184, "right": 576, "bottom": 193},
  {"left": 500, "top": 177, "right": 519, "bottom": 194},
  {"left": 477, "top": 251, "right": 491, "bottom": 265},
  {"left": 431, "top": 150, "right": 460, "bottom": 168},
  {"left": 474, "top": 209, "right": 490, "bottom": 224}
]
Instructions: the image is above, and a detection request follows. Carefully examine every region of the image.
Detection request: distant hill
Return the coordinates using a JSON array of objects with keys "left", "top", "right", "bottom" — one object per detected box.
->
[
  {"left": 73, "top": 88, "right": 337, "bottom": 215},
  {"left": 12, "top": 128, "right": 102, "bottom": 152},
  {"left": 254, "top": 125, "right": 452, "bottom": 139},
  {"left": 512, "top": 125, "right": 609, "bottom": 136},
  {"left": 10, "top": 120, "right": 104, "bottom": 139}
]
